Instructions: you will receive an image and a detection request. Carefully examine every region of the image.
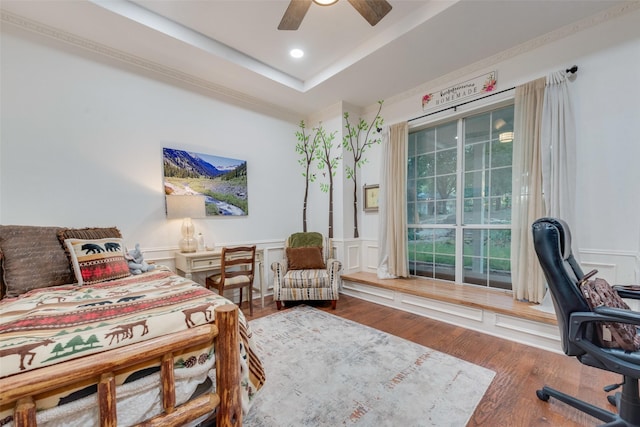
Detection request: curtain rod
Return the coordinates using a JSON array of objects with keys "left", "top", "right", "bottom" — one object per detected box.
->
[{"left": 408, "top": 65, "right": 578, "bottom": 123}]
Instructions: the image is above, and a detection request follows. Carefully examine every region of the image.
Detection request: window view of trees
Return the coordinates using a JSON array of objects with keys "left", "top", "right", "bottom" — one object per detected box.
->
[{"left": 407, "top": 105, "right": 514, "bottom": 290}]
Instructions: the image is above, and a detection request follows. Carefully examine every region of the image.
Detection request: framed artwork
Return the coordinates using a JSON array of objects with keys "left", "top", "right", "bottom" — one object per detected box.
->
[
  {"left": 363, "top": 184, "right": 379, "bottom": 212},
  {"left": 163, "top": 148, "right": 248, "bottom": 216}
]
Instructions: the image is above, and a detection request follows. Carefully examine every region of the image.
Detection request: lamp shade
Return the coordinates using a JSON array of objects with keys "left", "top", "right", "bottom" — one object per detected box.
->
[
  {"left": 166, "top": 195, "right": 206, "bottom": 253},
  {"left": 166, "top": 195, "right": 206, "bottom": 219}
]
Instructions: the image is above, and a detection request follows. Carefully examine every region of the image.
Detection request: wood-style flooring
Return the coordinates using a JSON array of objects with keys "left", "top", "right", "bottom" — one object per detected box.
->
[{"left": 244, "top": 294, "right": 620, "bottom": 427}]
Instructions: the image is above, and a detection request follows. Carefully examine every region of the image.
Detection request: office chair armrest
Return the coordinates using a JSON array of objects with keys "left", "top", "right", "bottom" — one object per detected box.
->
[
  {"left": 592, "top": 306, "right": 640, "bottom": 324},
  {"left": 614, "top": 285, "right": 640, "bottom": 300},
  {"left": 569, "top": 310, "right": 640, "bottom": 378}
]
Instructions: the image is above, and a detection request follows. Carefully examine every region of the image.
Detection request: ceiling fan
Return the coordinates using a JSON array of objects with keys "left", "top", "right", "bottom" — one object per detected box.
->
[{"left": 278, "top": 0, "right": 392, "bottom": 30}]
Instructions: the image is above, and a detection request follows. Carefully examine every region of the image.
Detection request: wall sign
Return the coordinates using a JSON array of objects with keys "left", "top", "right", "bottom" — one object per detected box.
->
[{"left": 422, "top": 71, "right": 497, "bottom": 111}]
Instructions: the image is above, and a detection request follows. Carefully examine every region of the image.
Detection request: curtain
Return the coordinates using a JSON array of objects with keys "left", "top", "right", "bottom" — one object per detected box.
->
[
  {"left": 511, "top": 78, "right": 547, "bottom": 302},
  {"left": 541, "top": 71, "right": 577, "bottom": 248},
  {"left": 377, "top": 126, "right": 394, "bottom": 279},
  {"left": 377, "top": 121, "right": 409, "bottom": 278}
]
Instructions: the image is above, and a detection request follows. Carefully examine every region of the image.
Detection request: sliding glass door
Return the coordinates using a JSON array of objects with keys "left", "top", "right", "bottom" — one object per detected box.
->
[{"left": 407, "top": 104, "right": 514, "bottom": 290}]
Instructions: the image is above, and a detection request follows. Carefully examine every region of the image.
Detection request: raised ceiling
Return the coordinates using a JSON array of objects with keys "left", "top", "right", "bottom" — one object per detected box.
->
[{"left": 1, "top": 0, "right": 631, "bottom": 118}]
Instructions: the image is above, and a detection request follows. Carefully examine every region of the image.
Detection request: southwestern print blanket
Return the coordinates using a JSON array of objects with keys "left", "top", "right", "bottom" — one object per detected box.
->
[{"left": 0, "top": 266, "right": 264, "bottom": 414}]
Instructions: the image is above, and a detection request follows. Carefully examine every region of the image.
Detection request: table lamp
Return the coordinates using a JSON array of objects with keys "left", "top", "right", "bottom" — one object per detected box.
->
[{"left": 166, "top": 195, "right": 206, "bottom": 253}]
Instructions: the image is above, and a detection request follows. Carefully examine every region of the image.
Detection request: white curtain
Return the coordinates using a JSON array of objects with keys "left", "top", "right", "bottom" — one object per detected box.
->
[
  {"left": 541, "top": 70, "right": 577, "bottom": 247},
  {"left": 377, "top": 126, "right": 394, "bottom": 279},
  {"left": 377, "top": 122, "right": 409, "bottom": 278},
  {"left": 534, "top": 71, "right": 579, "bottom": 309},
  {"left": 511, "top": 78, "right": 547, "bottom": 303},
  {"left": 511, "top": 71, "right": 578, "bottom": 303}
]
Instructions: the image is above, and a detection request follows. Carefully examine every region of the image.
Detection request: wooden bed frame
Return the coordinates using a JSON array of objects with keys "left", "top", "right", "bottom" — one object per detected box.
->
[{"left": 0, "top": 304, "right": 241, "bottom": 427}]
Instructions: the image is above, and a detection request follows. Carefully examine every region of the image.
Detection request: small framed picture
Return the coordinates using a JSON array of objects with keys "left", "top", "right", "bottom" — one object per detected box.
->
[{"left": 363, "top": 184, "right": 379, "bottom": 212}]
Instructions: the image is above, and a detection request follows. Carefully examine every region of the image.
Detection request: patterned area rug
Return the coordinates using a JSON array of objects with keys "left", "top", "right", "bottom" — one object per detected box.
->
[{"left": 244, "top": 305, "right": 495, "bottom": 426}]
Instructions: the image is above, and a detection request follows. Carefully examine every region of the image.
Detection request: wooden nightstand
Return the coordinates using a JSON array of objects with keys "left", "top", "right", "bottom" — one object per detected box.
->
[{"left": 175, "top": 249, "right": 265, "bottom": 308}]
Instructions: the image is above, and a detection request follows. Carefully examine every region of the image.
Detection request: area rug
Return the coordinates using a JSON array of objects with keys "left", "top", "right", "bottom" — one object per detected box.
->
[{"left": 243, "top": 305, "right": 495, "bottom": 426}]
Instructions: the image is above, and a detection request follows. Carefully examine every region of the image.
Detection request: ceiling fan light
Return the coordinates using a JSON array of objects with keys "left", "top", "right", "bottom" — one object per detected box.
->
[{"left": 313, "top": 0, "right": 338, "bottom": 6}]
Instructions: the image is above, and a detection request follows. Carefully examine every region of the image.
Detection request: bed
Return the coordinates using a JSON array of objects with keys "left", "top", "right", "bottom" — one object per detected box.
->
[{"left": 0, "top": 225, "right": 265, "bottom": 426}]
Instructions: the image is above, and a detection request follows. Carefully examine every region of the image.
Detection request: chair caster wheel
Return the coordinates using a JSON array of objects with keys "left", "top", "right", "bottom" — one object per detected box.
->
[{"left": 537, "top": 390, "right": 550, "bottom": 401}]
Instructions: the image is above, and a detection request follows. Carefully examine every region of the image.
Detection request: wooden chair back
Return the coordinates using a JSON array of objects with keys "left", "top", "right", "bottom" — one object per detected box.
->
[
  {"left": 206, "top": 245, "right": 256, "bottom": 316},
  {"left": 219, "top": 245, "right": 256, "bottom": 286}
]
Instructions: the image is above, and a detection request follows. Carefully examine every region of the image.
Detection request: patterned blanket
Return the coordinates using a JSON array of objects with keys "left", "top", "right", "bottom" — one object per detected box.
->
[{"left": 0, "top": 266, "right": 265, "bottom": 420}]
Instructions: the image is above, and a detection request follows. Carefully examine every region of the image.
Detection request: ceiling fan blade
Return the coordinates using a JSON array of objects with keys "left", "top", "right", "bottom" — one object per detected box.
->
[
  {"left": 278, "top": 0, "right": 313, "bottom": 30},
  {"left": 347, "top": 0, "right": 392, "bottom": 26}
]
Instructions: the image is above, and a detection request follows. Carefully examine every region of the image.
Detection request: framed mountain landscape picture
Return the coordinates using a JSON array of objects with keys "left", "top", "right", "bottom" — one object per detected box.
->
[{"left": 163, "top": 147, "right": 248, "bottom": 216}]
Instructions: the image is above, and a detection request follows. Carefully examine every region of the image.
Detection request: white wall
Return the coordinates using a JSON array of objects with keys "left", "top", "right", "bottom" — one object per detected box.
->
[
  {"left": 1, "top": 25, "right": 302, "bottom": 259},
  {"left": 355, "top": 7, "right": 640, "bottom": 284},
  {"left": 2, "top": 6, "right": 639, "bottom": 286}
]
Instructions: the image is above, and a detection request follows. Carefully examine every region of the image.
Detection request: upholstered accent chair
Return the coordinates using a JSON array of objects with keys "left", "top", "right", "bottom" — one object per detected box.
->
[
  {"left": 206, "top": 245, "right": 256, "bottom": 316},
  {"left": 271, "top": 232, "right": 341, "bottom": 310}
]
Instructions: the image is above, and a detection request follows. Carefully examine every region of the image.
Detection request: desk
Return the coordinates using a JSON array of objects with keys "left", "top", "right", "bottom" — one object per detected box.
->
[{"left": 175, "top": 249, "right": 265, "bottom": 308}]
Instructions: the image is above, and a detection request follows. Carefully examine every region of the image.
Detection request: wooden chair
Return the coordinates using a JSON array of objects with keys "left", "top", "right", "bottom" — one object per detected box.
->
[{"left": 206, "top": 246, "right": 256, "bottom": 316}]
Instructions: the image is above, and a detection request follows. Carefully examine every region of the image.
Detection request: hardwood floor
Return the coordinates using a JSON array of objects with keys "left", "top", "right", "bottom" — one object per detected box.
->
[{"left": 244, "top": 294, "right": 620, "bottom": 427}]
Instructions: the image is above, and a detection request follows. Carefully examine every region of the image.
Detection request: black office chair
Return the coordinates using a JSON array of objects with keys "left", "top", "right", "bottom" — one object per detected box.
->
[{"left": 532, "top": 217, "right": 640, "bottom": 426}]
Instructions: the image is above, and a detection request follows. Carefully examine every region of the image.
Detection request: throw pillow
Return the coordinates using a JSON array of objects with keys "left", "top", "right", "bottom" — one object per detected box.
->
[
  {"left": 580, "top": 277, "right": 640, "bottom": 352},
  {"left": 57, "top": 226, "right": 122, "bottom": 242},
  {"left": 0, "top": 225, "right": 76, "bottom": 297},
  {"left": 288, "top": 232, "right": 324, "bottom": 248},
  {"left": 57, "top": 226, "right": 122, "bottom": 257},
  {"left": 286, "top": 246, "right": 325, "bottom": 270},
  {"left": 64, "top": 238, "right": 131, "bottom": 285}
]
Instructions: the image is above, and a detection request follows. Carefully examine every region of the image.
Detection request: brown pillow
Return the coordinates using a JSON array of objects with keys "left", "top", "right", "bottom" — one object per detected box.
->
[
  {"left": 286, "top": 247, "right": 325, "bottom": 270},
  {"left": 0, "top": 225, "right": 76, "bottom": 297},
  {"left": 57, "top": 226, "right": 122, "bottom": 243}
]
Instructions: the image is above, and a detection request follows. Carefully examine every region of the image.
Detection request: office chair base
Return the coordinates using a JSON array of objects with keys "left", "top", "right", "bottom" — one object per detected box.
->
[{"left": 537, "top": 382, "right": 640, "bottom": 427}]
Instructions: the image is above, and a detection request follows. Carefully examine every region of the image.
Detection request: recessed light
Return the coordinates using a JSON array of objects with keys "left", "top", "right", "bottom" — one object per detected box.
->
[{"left": 290, "top": 48, "right": 304, "bottom": 59}]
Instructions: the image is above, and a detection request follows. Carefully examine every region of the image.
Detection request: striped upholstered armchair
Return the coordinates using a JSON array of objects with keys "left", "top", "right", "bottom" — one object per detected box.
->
[{"left": 271, "top": 232, "right": 341, "bottom": 310}]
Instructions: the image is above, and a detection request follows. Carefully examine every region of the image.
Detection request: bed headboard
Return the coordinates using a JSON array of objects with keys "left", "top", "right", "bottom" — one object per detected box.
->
[{"left": 0, "top": 225, "right": 121, "bottom": 298}]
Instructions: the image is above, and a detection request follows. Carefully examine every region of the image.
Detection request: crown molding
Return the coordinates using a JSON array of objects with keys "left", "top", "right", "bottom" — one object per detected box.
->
[
  {"left": 3, "top": 1, "right": 638, "bottom": 122},
  {"left": 1, "top": 10, "right": 300, "bottom": 123},
  {"left": 377, "top": 1, "right": 640, "bottom": 114}
]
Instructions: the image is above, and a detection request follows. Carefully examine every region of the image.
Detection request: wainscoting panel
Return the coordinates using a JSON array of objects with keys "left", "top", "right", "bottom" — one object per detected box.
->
[
  {"left": 341, "top": 279, "right": 562, "bottom": 354},
  {"left": 346, "top": 243, "right": 361, "bottom": 272},
  {"left": 579, "top": 248, "right": 637, "bottom": 284},
  {"left": 400, "top": 294, "right": 484, "bottom": 323},
  {"left": 580, "top": 261, "right": 617, "bottom": 283},
  {"left": 493, "top": 313, "right": 561, "bottom": 348},
  {"left": 342, "top": 281, "right": 395, "bottom": 304},
  {"left": 365, "top": 243, "right": 378, "bottom": 271}
]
